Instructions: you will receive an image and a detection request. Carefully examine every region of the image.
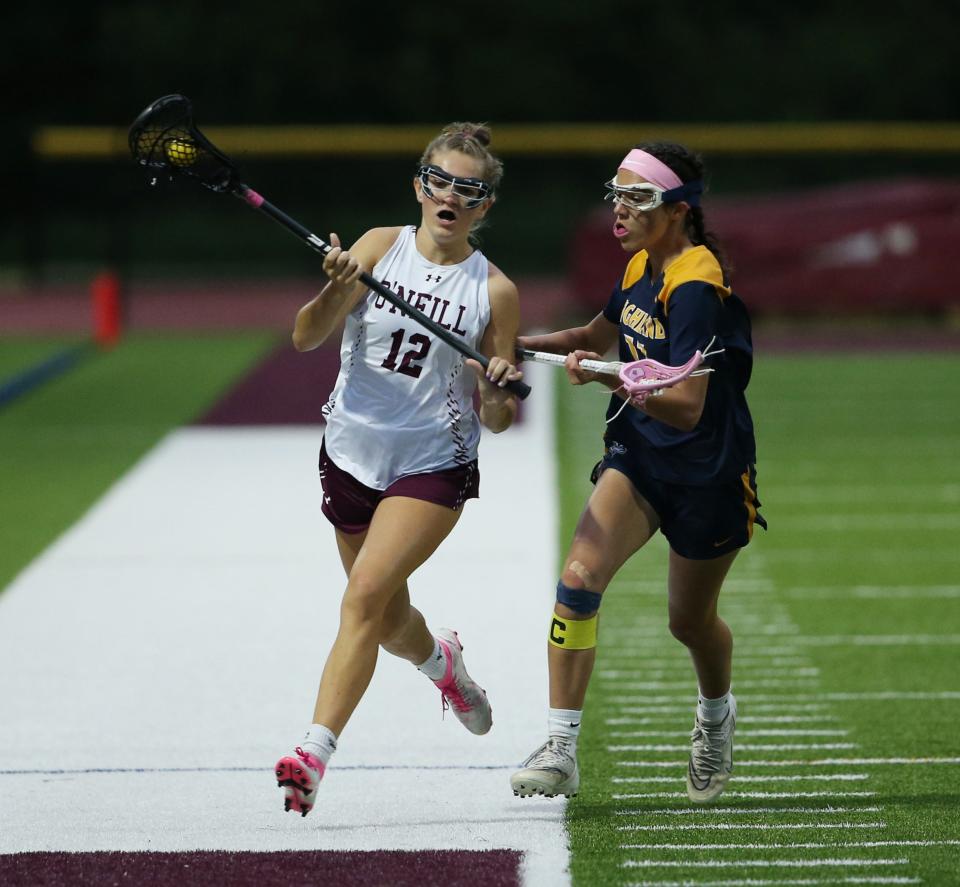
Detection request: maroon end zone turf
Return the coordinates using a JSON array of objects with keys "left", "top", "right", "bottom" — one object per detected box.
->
[
  {"left": 196, "top": 338, "right": 525, "bottom": 426},
  {"left": 0, "top": 849, "right": 522, "bottom": 887},
  {"left": 198, "top": 340, "right": 341, "bottom": 425}
]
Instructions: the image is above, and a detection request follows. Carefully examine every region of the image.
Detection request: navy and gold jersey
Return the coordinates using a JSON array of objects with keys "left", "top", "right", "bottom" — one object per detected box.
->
[{"left": 601, "top": 245, "right": 758, "bottom": 485}]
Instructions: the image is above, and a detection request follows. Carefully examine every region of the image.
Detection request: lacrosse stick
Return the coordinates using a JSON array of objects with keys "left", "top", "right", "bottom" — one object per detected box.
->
[
  {"left": 128, "top": 94, "right": 530, "bottom": 400},
  {"left": 518, "top": 348, "right": 712, "bottom": 392},
  {"left": 517, "top": 346, "right": 719, "bottom": 414}
]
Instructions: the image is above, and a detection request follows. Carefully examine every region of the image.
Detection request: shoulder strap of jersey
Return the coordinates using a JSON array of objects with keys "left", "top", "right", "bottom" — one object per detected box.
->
[
  {"left": 622, "top": 251, "right": 648, "bottom": 289},
  {"left": 657, "top": 246, "right": 731, "bottom": 313}
]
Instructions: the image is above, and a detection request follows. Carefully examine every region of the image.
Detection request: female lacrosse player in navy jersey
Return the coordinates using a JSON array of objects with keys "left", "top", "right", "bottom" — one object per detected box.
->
[
  {"left": 511, "top": 142, "right": 765, "bottom": 804},
  {"left": 274, "top": 123, "right": 523, "bottom": 816}
]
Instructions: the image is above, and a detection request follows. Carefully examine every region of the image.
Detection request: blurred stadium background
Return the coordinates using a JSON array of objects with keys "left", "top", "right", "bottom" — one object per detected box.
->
[{"left": 3, "top": 3, "right": 960, "bottom": 337}]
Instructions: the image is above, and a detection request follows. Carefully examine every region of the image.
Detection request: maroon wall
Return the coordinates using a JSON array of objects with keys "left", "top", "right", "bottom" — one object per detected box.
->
[{"left": 571, "top": 178, "right": 960, "bottom": 316}]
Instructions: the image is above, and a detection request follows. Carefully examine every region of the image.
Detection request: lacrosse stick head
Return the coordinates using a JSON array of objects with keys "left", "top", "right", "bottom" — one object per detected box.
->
[
  {"left": 619, "top": 350, "right": 705, "bottom": 399},
  {"left": 129, "top": 94, "right": 241, "bottom": 193}
]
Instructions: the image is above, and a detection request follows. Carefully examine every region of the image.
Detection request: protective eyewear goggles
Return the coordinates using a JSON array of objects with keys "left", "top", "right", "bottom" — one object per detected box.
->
[
  {"left": 418, "top": 165, "right": 492, "bottom": 209},
  {"left": 603, "top": 178, "right": 703, "bottom": 212}
]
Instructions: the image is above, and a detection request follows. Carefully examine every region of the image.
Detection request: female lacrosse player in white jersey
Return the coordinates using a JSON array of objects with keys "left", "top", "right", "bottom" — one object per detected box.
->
[{"left": 274, "top": 123, "right": 523, "bottom": 817}]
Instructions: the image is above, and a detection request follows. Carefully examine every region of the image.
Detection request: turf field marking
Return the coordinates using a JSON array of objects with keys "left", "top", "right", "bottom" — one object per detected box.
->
[
  {"left": 603, "top": 625, "right": 798, "bottom": 639},
  {"left": 620, "top": 841, "right": 960, "bottom": 850},
  {"left": 775, "top": 481, "right": 959, "bottom": 502},
  {"left": 0, "top": 763, "right": 517, "bottom": 776},
  {"left": 598, "top": 668, "right": 821, "bottom": 679},
  {"left": 786, "top": 585, "right": 960, "bottom": 599},
  {"left": 605, "top": 715, "right": 843, "bottom": 725},
  {"left": 596, "top": 668, "right": 819, "bottom": 681},
  {"left": 615, "top": 691, "right": 960, "bottom": 704},
  {"left": 779, "top": 513, "right": 960, "bottom": 530},
  {"left": 0, "top": 366, "right": 570, "bottom": 885},
  {"left": 616, "top": 757, "right": 960, "bottom": 768},
  {"left": 609, "top": 743, "right": 857, "bottom": 751},
  {"left": 614, "top": 704, "right": 831, "bottom": 716},
  {"left": 620, "top": 857, "right": 908, "bottom": 868},
  {"left": 617, "top": 823, "right": 888, "bottom": 832},
  {"left": 623, "top": 878, "right": 919, "bottom": 886},
  {"left": 600, "top": 680, "right": 820, "bottom": 692},
  {"left": 612, "top": 791, "right": 876, "bottom": 800},
  {"left": 772, "top": 548, "right": 960, "bottom": 564},
  {"left": 614, "top": 806, "right": 882, "bottom": 816},
  {"left": 0, "top": 343, "right": 91, "bottom": 409},
  {"left": 602, "top": 657, "right": 811, "bottom": 667},
  {"left": 611, "top": 774, "right": 870, "bottom": 784},
  {"left": 608, "top": 729, "right": 849, "bottom": 737},
  {"left": 788, "top": 635, "right": 960, "bottom": 647}
]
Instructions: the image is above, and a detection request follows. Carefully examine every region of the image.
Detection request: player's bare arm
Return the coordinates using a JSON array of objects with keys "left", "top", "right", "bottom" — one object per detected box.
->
[
  {"left": 518, "top": 312, "right": 618, "bottom": 360},
  {"left": 469, "top": 266, "right": 522, "bottom": 433},
  {"left": 292, "top": 227, "right": 402, "bottom": 351}
]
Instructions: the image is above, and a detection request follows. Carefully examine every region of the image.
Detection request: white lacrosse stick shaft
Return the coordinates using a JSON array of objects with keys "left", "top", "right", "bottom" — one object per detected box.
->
[{"left": 517, "top": 349, "right": 623, "bottom": 376}]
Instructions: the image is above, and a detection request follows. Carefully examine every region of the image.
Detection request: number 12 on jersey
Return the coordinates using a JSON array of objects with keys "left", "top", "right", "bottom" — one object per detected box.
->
[{"left": 381, "top": 328, "right": 432, "bottom": 378}]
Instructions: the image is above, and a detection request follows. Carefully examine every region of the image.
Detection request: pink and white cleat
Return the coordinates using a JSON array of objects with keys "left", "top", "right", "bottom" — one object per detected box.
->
[
  {"left": 275, "top": 746, "right": 325, "bottom": 817},
  {"left": 433, "top": 628, "right": 493, "bottom": 735}
]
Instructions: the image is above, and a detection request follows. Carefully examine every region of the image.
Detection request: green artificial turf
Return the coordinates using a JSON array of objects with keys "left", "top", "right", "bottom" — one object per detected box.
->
[
  {"left": 3, "top": 340, "right": 958, "bottom": 882},
  {"left": 560, "top": 353, "right": 960, "bottom": 886},
  {"left": 0, "top": 333, "right": 276, "bottom": 592},
  {"left": 0, "top": 337, "right": 88, "bottom": 379}
]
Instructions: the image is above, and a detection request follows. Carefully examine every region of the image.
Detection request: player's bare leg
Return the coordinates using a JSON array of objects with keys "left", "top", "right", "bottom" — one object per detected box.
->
[
  {"left": 513, "top": 469, "right": 658, "bottom": 797},
  {"left": 313, "top": 496, "right": 462, "bottom": 734},
  {"left": 668, "top": 548, "right": 739, "bottom": 802},
  {"left": 333, "top": 517, "right": 493, "bottom": 734}
]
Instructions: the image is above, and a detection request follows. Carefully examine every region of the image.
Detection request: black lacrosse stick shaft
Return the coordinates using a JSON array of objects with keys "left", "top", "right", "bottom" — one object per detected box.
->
[
  {"left": 129, "top": 94, "right": 530, "bottom": 400},
  {"left": 235, "top": 185, "right": 531, "bottom": 400}
]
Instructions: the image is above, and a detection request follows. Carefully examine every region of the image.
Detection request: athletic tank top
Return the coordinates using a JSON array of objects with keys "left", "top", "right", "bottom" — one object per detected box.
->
[{"left": 322, "top": 225, "right": 492, "bottom": 490}]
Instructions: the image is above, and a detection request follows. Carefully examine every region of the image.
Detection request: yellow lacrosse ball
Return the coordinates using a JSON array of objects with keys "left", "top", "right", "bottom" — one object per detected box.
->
[{"left": 166, "top": 138, "right": 199, "bottom": 168}]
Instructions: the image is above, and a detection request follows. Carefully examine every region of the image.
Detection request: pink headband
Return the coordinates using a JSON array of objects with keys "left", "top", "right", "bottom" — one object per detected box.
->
[{"left": 618, "top": 149, "right": 683, "bottom": 191}]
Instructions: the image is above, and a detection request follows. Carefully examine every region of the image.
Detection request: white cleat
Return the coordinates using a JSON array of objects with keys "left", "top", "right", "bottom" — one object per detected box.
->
[
  {"left": 433, "top": 628, "right": 493, "bottom": 735},
  {"left": 511, "top": 737, "right": 579, "bottom": 798},
  {"left": 687, "top": 693, "right": 737, "bottom": 803}
]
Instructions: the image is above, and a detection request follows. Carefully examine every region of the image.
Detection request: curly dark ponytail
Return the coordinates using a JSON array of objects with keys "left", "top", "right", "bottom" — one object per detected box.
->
[{"left": 635, "top": 141, "right": 732, "bottom": 282}]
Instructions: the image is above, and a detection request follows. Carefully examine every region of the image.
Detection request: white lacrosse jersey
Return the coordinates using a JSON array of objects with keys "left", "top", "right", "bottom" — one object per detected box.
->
[{"left": 322, "top": 225, "right": 492, "bottom": 490}]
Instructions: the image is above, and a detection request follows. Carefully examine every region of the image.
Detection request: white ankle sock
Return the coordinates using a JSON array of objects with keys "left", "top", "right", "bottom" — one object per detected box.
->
[
  {"left": 697, "top": 691, "right": 730, "bottom": 725},
  {"left": 417, "top": 637, "right": 448, "bottom": 681},
  {"left": 548, "top": 708, "right": 583, "bottom": 750},
  {"left": 301, "top": 723, "right": 338, "bottom": 765}
]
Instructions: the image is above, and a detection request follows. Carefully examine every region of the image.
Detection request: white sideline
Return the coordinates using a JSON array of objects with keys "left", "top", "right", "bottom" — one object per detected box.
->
[{"left": 0, "top": 363, "right": 569, "bottom": 886}]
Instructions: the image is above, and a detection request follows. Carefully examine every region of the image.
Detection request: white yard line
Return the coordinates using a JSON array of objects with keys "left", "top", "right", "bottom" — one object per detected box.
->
[
  {"left": 614, "top": 807, "right": 882, "bottom": 816},
  {"left": 786, "top": 585, "right": 960, "bottom": 599},
  {"left": 609, "top": 743, "right": 858, "bottom": 752},
  {"left": 614, "top": 692, "right": 960, "bottom": 704},
  {"left": 617, "top": 823, "right": 888, "bottom": 832},
  {"left": 612, "top": 791, "right": 876, "bottom": 800},
  {"left": 620, "top": 841, "right": 960, "bottom": 850},
  {"left": 616, "top": 757, "right": 960, "bottom": 767},
  {"left": 605, "top": 716, "right": 842, "bottom": 725},
  {"left": 611, "top": 775, "right": 870, "bottom": 784},
  {"left": 624, "top": 878, "right": 920, "bottom": 886},
  {"left": 621, "top": 857, "right": 908, "bottom": 868},
  {"left": 0, "top": 363, "right": 566, "bottom": 886},
  {"left": 608, "top": 730, "right": 849, "bottom": 738}
]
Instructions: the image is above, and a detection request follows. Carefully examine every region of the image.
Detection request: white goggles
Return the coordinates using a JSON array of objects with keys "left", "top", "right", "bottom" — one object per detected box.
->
[
  {"left": 603, "top": 179, "right": 668, "bottom": 212},
  {"left": 604, "top": 177, "right": 703, "bottom": 211},
  {"left": 418, "top": 165, "right": 492, "bottom": 209}
]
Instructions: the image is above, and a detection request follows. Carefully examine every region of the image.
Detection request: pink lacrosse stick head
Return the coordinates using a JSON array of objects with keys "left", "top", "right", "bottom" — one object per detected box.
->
[{"left": 619, "top": 350, "right": 705, "bottom": 401}]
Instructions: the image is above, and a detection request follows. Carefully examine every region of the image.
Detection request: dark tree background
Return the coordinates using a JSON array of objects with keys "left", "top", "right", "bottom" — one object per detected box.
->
[{"left": 3, "top": 1, "right": 958, "bottom": 278}]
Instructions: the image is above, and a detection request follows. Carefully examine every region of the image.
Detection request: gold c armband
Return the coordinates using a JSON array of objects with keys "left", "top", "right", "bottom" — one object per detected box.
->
[{"left": 548, "top": 613, "right": 598, "bottom": 650}]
